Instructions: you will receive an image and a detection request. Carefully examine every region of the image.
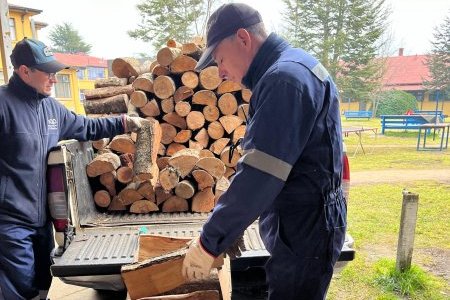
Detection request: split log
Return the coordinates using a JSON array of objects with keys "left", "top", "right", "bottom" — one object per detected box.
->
[
  {"left": 174, "top": 180, "right": 196, "bottom": 199},
  {"left": 94, "top": 77, "right": 128, "bottom": 88},
  {"left": 188, "top": 140, "right": 204, "bottom": 150},
  {"left": 232, "top": 125, "right": 246, "bottom": 143},
  {"left": 166, "top": 143, "right": 187, "bottom": 156},
  {"left": 158, "top": 143, "right": 167, "bottom": 156},
  {"left": 166, "top": 39, "right": 182, "bottom": 49},
  {"left": 214, "top": 177, "right": 230, "bottom": 205},
  {"left": 219, "top": 115, "right": 243, "bottom": 134},
  {"left": 220, "top": 146, "right": 241, "bottom": 168},
  {"left": 199, "top": 66, "right": 222, "bottom": 90},
  {"left": 99, "top": 171, "right": 117, "bottom": 196},
  {"left": 209, "top": 138, "right": 230, "bottom": 155},
  {"left": 173, "top": 130, "right": 192, "bottom": 144},
  {"left": 152, "top": 65, "right": 170, "bottom": 77},
  {"left": 186, "top": 111, "right": 205, "bottom": 131},
  {"left": 130, "top": 200, "right": 159, "bottom": 214},
  {"left": 140, "top": 99, "right": 161, "bottom": 117},
  {"left": 218, "top": 93, "right": 238, "bottom": 115},
  {"left": 174, "top": 86, "right": 194, "bottom": 103},
  {"left": 137, "top": 181, "right": 156, "bottom": 202},
  {"left": 154, "top": 76, "right": 176, "bottom": 99},
  {"left": 157, "top": 157, "right": 170, "bottom": 171},
  {"left": 191, "top": 187, "right": 215, "bottom": 213},
  {"left": 207, "top": 121, "right": 224, "bottom": 140},
  {"left": 162, "top": 195, "right": 189, "bottom": 212},
  {"left": 130, "top": 90, "right": 148, "bottom": 108},
  {"left": 224, "top": 167, "right": 236, "bottom": 179},
  {"left": 199, "top": 149, "right": 215, "bottom": 158},
  {"left": 161, "top": 97, "right": 175, "bottom": 114},
  {"left": 170, "top": 55, "right": 197, "bottom": 74},
  {"left": 94, "top": 190, "right": 111, "bottom": 208},
  {"left": 203, "top": 105, "right": 220, "bottom": 122},
  {"left": 132, "top": 73, "right": 154, "bottom": 93},
  {"left": 192, "top": 90, "right": 217, "bottom": 106},
  {"left": 92, "top": 138, "right": 110, "bottom": 151},
  {"left": 192, "top": 170, "right": 214, "bottom": 191},
  {"left": 160, "top": 123, "right": 177, "bottom": 145},
  {"left": 168, "top": 149, "right": 200, "bottom": 178},
  {"left": 118, "top": 182, "right": 143, "bottom": 205},
  {"left": 120, "top": 153, "right": 134, "bottom": 168},
  {"left": 195, "top": 157, "right": 226, "bottom": 179},
  {"left": 83, "top": 94, "right": 129, "bottom": 114},
  {"left": 112, "top": 57, "right": 141, "bottom": 78},
  {"left": 194, "top": 128, "right": 209, "bottom": 148},
  {"left": 117, "top": 166, "right": 133, "bottom": 184},
  {"left": 174, "top": 101, "right": 191, "bottom": 117},
  {"left": 109, "top": 134, "right": 135, "bottom": 154},
  {"left": 237, "top": 104, "right": 249, "bottom": 122},
  {"left": 216, "top": 80, "right": 242, "bottom": 94},
  {"left": 86, "top": 152, "right": 121, "bottom": 177},
  {"left": 182, "top": 43, "right": 202, "bottom": 60},
  {"left": 133, "top": 119, "right": 162, "bottom": 184},
  {"left": 84, "top": 84, "right": 134, "bottom": 100},
  {"left": 157, "top": 47, "right": 183, "bottom": 67},
  {"left": 163, "top": 112, "right": 187, "bottom": 130},
  {"left": 108, "top": 196, "right": 127, "bottom": 211},
  {"left": 155, "top": 185, "right": 173, "bottom": 206},
  {"left": 241, "top": 89, "right": 252, "bottom": 102},
  {"left": 159, "top": 166, "right": 180, "bottom": 191},
  {"left": 181, "top": 71, "right": 199, "bottom": 89}
]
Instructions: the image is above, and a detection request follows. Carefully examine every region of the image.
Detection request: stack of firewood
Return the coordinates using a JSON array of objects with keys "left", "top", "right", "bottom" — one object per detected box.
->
[{"left": 84, "top": 39, "right": 251, "bottom": 214}]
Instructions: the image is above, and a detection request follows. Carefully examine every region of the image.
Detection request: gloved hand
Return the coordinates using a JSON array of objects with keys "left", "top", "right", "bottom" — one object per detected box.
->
[
  {"left": 122, "top": 115, "right": 145, "bottom": 133},
  {"left": 182, "top": 237, "right": 216, "bottom": 281},
  {"left": 225, "top": 234, "right": 245, "bottom": 260}
]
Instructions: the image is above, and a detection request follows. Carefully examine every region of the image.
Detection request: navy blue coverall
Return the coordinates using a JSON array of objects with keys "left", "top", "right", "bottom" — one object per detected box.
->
[
  {"left": 200, "top": 34, "right": 347, "bottom": 299},
  {"left": 0, "top": 73, "right": 124, "bottom": 299}
]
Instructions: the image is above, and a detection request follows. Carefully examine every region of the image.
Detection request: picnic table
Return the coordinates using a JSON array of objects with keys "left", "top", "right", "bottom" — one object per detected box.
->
[
  {"left": 342, "top": 126, "right": 378, "bottom": 156},
  {"left": 416, "top": 123, "right": 450, "bottom": 151},
  {"left": 380, "top": 114, "right": 434, "bottom": 134}
]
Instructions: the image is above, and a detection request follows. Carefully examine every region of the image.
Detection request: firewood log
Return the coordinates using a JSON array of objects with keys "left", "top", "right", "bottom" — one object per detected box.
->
[
  {"left": 154, "top": 76, "right": 176, "bottom": 99},
  {"left": 161, "top": 97, "right": 175, "bottom": 114},
  {"left": 86, "top": 152, "right": 121, "bottom": 177},
  {"left": 237, "top": 104, "right": 249, "bottom": 122},
  {"left": 170, "top": 55, "right": 197, "bottom": 74},
  {"left": 94, "top": 190, "right": 111, "bottom": 208},
  {"left": 182, "top": 42, "right": 202, "bottom": 60},
  {"left": 84, "top": 85, "right": 133, "bottom": 100},
  {"left": 84, "top": 94, "right": 129, "bottom": 114},
  {"left": 163, "top": 112, "right": 187, "bottom": 130},
  {"left": 172, "top": 130, "right": 192, "bottom": 144},
  {"left": 181, "top": 71, "right": 199, "bottom": 89},
  {"left": 214, "top": 177, "right": 230, "bottom": 205},
  {"left": 158, "top": 143, "right": 167, "bottom": 156},
  {"left": 186, "top": 111, "right": 205, "bottom": 131},
  {"left": 130, "top": 90, "right": 148, "bottom": 108},
  {"left": 191, "top": 187, "right": 215, "bottom": 212},
  {"left": 119, "top": 182, "right": 143, "bottom": 205},
  {"left": 109, "top": 134, "right": 135, "bottom": 154},
  {"left": 232, "top": 125, "right": 246, "bottom": 143},
  {"left": 108, "top": 196, "right": 127, "bottom": 211},
  {"left": 168, "top": 149, "right": 200, "bottom": 178},
  {"left": 161, "top": 123, "right": 177, "bottom": 145},
  {"left": 152, "top": 64, "right": 170, "bottom": 77},
  {"left": 112, "top": 57, "right": 141, "bottom": 78},
  {"left": 216, "top": 80, "right": 242, "bottom": 94},
  {"left": 207, "top": 121, "right": 224, "bottom": 140},
  {"left": 199, "top": 149, "right": 215, "bottom": 158},
  {"left": 194, "top": 128, "right": 209, "bottom": 148},
  {"left": 209, "top": 138, "right": 230, "bottom": 155},
  {"left": 199, "top": 66, "right": 222, "bottom": 90},
  {"left": 241, "top": 88, "right": 252, "bottom": 102},
  {"left": 159, "top": 166, "right": 180, "bottom": 191},
  {"left": 219, "top": 115, "right": 243, "bottom": 134},
  {"left": 188, "top": 140, "right": 204, "bottom": 150},
  {"left": 218, "top": 93, "right": 238, "bottom": 115},
  {"left": 195, "top": 157, "right": 226, "bottom": 179},
  {"left": 130, "top": 200, "right": 159, "bottom": 214},
  {"left": 157, "top": 47, "right": 182, "bottom": 67},
  {"left": 203, "top": 105, "right": 220, "bottom": 122},
  {"left": 156, "top": 157, "right": 170, "bottom": 171},
  {"left": 192, "top": 90, "right": 217, "bottom": 106},
  {"left": 192, "top": 170, "right": 214, "bottom": 191},
  {"left": 162, "top": 195, "right": 189, "bottom": 212},
  {"left": 155, "top": 185, "right": 172, "bottom": 206},
  {"left": 166, "top": 39, "right": 182, "bottom": 49},
  {"left": 137, "top": 181, "right": 156, "bottom": 202},
  {"left": 99, "top": 171, "right": 117, "bottom": 196},
  {"left": 166, "top": 143, "right": 187, "bottom": 156},
  {"left": 174, "top": 86, "right": 194, "bottom": 103},
  {"left": 94, "top": 77, "right": 128, "bottom": 88},
  {"left": 120, "top": 153, "right": 134, "bottom": 168},
  {"left": 92, "top": 138, "right": 110, "bottom": 150},
  {"left": 132, "top": 73, "right": 154, "bottom": 93},
  {"left": 140, "top": 99, "right": 161, "bottom": 117},
  {"left": 224, "top": 167, "right": 236, "bottom": 179},
  {"left": 127, "top": 100, "right": 139, "bottom": 117},
  {"left": 174, "top": 101, "right": 191, "bottom": 117},
  {"left": 117, "top": 166, "right": 133, "bottom": 184},
  {"left": 220, "top": 146, "right": 241, "bottom": 168}
]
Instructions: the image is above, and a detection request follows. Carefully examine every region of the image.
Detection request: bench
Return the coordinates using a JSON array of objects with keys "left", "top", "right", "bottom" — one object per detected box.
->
[
  {"left": 343, "top": 110, "right": 373, "bottom": 120},
  {"left": 413, "top": 110, "right": 446, "bottom": 122},
  {"left": 380, "top": 115, "right": 429, "bottom": 134}
]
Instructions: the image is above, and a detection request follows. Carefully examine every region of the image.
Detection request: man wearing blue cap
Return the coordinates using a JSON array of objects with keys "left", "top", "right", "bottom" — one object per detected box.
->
[
  {"left": 0, "top": 38, "right": 145, "bottom": 300},
  {"left": 182, "top": 3, "right": 347, "bottom": 299}
]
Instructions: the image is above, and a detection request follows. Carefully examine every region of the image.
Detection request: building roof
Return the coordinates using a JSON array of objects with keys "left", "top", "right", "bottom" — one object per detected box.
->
[
  {"left": 54, "top": 53, "right": 108, "bottom": 68},
  {"left": 8, "top": 4, "right": 42, "bottom": 15},
  {"left": 382, "top": 54, "right": 431, "bottom": 91}
]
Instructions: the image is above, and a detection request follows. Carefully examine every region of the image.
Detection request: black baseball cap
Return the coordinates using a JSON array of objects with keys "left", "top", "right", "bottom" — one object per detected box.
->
[
  {"left": 10, "top": 38, "right": 68, "bottom": 73},
  {"left": 195, "top": 3, "right": 263, "bottom": 71}
]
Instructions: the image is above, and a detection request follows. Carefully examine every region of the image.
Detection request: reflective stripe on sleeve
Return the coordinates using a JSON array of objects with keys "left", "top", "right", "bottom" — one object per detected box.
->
[
  {"left": 311, "top": 63, "right": 329, "bottom": 82},
  {"left": 241, "top": 149, "right": 292, "bottom": 181}
]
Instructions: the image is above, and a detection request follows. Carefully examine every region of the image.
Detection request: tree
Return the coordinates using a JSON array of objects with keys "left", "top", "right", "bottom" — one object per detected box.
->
[
  {"left": 376, "top": 90, "right": 417, "bottom": 116},
  {"left": 424, "top": 13, "right": 450, "bottom": 103},
  {"left": 48, "top": 23, "right": 92, "bottom": 54},
  {"left": 128, "top": 0, "right": 219, "bottom": 51},
  {"left": 281, "top": 0, "right": 390, "bottom": 108}
]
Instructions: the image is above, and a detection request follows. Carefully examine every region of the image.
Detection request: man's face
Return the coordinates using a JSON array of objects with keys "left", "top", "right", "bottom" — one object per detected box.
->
[
  {"left": 212, "top": 35, "right": 250, "bottom": 84},
  {"left": 23, "top": 66, "right": 57, "bottom": 96}
]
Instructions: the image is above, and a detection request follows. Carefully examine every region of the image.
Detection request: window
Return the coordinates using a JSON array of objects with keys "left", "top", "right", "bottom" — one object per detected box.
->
[
  {"left": 87, "top": 67, "right": 105, "bottom": 79},
  {"left": 9, "top": 18, "right": 16, "bottom": 41},
  {"left": 55, "top": 74, "right": 71, "bottom": 98},
  {"left": 77, "top": 69, "right": 85, "bottom": 80},
  {"left": 407, "top": 90, "right": 424, "bottom": 101},
  {"left": 429, "top": 90, "right": 449, "bottom": 102}
]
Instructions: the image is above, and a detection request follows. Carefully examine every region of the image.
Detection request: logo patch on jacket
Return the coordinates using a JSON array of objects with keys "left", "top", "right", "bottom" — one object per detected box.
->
[{"left": 48, "top": 118, "right": 58, "bottom": 130}]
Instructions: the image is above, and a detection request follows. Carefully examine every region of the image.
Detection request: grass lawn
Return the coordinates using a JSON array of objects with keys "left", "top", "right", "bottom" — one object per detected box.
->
[{"left": 326, "top": 117, "right": 450, "bottom": 299}]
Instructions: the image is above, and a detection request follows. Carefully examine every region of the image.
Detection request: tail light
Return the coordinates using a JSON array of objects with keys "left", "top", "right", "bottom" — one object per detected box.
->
[
  {"left": 47, "top": 153, "right": 69, "bottom": 232},
  {"left": 342, "top": 147, "right": 350, "bottom": 203}
]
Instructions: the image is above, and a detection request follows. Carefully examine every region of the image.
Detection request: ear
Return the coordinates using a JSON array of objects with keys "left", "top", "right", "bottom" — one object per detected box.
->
[{"left": 236, "top": 28, "right": 251, "bottom": 49}]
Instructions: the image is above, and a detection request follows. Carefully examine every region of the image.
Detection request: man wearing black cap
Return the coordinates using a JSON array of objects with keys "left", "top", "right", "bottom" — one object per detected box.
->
[
  {"left": 182, "top": 3, "right": 347, "bottom": 299},
  {"left": 0, "top": 38, "right": 145, "bottom": 300}
]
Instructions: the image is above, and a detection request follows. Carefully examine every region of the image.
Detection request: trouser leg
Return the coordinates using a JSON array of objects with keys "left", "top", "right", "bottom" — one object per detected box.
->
[{"left": 34, "top": 222, "right": 54, "bottom": 299}]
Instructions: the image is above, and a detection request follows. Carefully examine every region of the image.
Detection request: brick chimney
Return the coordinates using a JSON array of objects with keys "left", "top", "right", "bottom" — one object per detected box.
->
[{"left": 399, "top": 48, "right": 404, "bottom": 56}]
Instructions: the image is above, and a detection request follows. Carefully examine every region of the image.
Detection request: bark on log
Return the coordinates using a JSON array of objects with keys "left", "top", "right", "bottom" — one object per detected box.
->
[
  {"left": 86, "top": 152, "right": 121, "bottom": 177},
  {"left": 195, "top": 157, "right": 226, "bottom": 179},
  {"left": 218, "top": 93, "right": 238, "bottom": 115},
  {"left": 157, "top": 47, "right": 182, "bottom": 67},
  {"left": 162, "top": 195, "right": 189, "bottom": 212},
  {"left": 112, "top": 57, "right": 141, "bottom": 78},
  {"left": 216, "top": 80, "right": 242, "bottom": 95},
  {"left": 192, "top": 90, "right": 217, "bottom": 106},
  {"left": 154, "top": 76, "right": 176, "bottom": 99},
  {"left": 95, "top": 77, "right": 128, "bottom": 88},
  {"left": 127, "top": 100, "right": 139, "bottom": 117},
  {"left": 191, "top": 187, "right": 215, "bottom": 213},
  {"left": 174, "top": 86, "right": 194, "bottom": 103},
  {"left": 170, "top": 55, "right": 197, "bottom": 74},
  {"left": 120, "top": 153, "right": 135, "bottom": 168},
  {"left": 140, "top": 99, "right": 161, "bottom": 117},
  {"left": 130, "top": 200, "right": 159, "bottom": 214},
  {"left": 199, "top": 66, "right": 222, "bottom": 90},
  {"left": 203, "top": 105, "right": 220, "bottom": 122},
  {"left": 168, "top": 149, "right": 200, "bottom": 178},
  {"left": 192, "top": 170, "right": 214, "bottom": 191},
  {"left": 84, "top": 94, "right": 129, "bottom": 114},
  {"left": 130, "top": 90, "right": 148, "bottom": 108},
  {"left": 181, "top": 71, "right": 199, "bottom": 89},
  {"left": 159, "top": 166, "right": 180, "bottom": 191},
  {"left": 109, "top": 134, "right": 135, "bottom": 154},
  {"left": 94, "top": 190, "right": 111, "bottom": 208},
  {"left": 132, "top": 73, "right": 154, "bottom": 93}
]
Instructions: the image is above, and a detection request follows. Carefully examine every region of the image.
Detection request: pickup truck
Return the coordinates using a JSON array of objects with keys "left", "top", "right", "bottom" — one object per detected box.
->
[{"left": 48, "top": 140, "right": 355, "bottom": 298}]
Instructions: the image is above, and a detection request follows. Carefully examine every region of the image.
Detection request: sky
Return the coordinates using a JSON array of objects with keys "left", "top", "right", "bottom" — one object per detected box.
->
[{"left": 8, "top": 0, "right": 450, "bottom": 60}]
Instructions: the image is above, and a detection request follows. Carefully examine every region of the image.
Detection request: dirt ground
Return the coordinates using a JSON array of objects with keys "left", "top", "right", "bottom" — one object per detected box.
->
[{"left": 354, "top": 168, "right": 450, "bottom": 291}]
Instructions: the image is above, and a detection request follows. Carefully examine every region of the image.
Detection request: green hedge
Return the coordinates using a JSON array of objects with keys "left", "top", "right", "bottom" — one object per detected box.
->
[{"left": 376, "top": 91, "right": 417, "bottom": 116}]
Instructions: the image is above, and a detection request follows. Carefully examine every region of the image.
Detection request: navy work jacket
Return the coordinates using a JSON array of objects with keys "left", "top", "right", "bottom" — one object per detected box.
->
[
  {"left": 0, "top": 73, "right": 124, "bottom": 227},
  {"left": 200, "top": 34, "right": 344, "bottom": 256}
]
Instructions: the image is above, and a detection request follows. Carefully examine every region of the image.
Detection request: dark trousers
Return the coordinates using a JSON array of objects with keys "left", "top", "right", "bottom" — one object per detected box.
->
[{"left": 0, "top": 221, "right": 54, "bottom": 300}]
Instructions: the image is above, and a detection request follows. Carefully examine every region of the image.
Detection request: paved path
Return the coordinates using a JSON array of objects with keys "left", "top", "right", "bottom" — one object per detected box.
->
[{"left": 351, "top": 168, "right": 450, "bottom": 185}]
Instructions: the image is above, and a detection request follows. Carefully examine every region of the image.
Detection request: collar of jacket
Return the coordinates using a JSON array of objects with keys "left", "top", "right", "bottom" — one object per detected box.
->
[
  {"left": 8, "top": 72, "right": 47, "bottom": 101},
  {"left": 242, "top": 33, "right": 290, "bottom": 90}
]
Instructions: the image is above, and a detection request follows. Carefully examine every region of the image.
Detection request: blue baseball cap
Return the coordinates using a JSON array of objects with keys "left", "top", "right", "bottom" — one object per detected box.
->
[
  {"left": 10, "top": 38, "right": 68, "bottom": 73},
  {"left": 195, "top": 3, "right": 263, "bottom": 71}
]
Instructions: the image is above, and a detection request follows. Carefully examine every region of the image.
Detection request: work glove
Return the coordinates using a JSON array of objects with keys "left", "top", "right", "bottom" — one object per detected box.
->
[
  {"left": 182, "top": 237, "right": 216, "bottom": 281},
  {"left": 225, "top": 234, "right": 245, "bottom": 260},
  {"left": 122, "top": 115, "right": 145, "bottom": 133}
]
